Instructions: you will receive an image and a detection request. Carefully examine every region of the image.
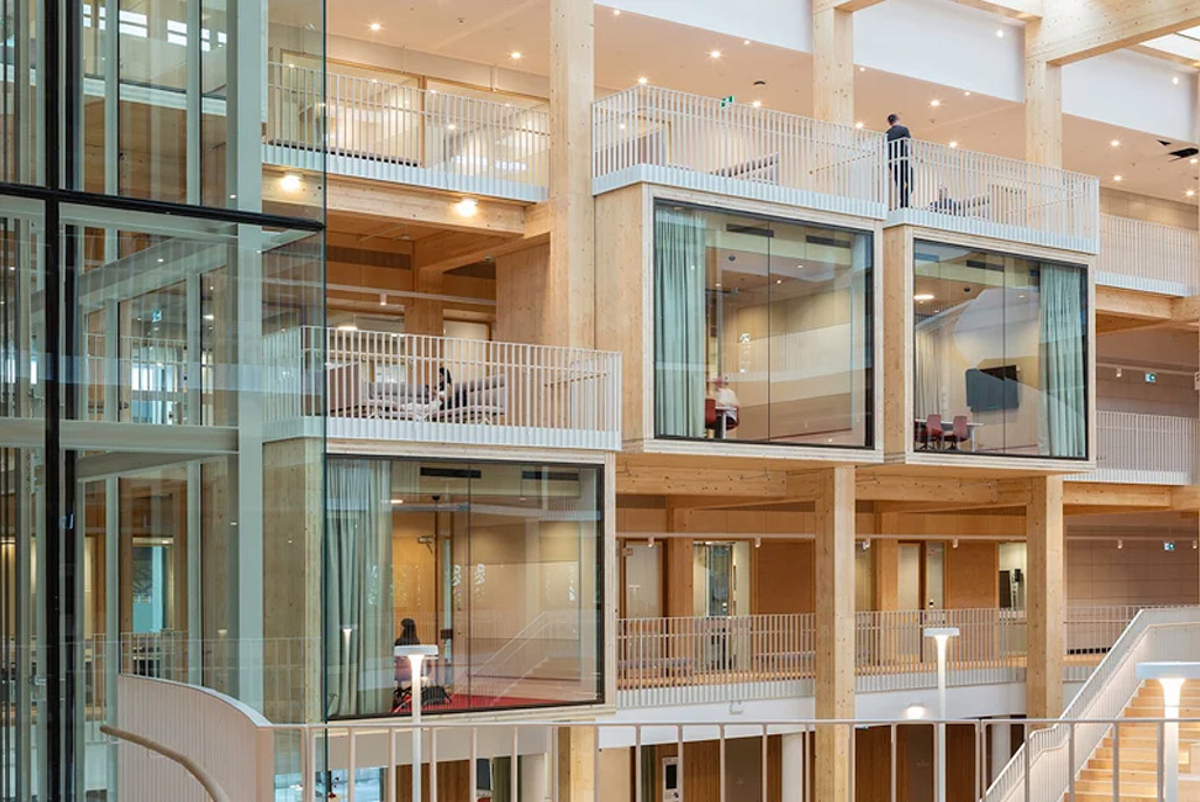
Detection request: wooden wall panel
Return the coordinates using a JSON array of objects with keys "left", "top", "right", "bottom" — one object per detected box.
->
[
  {"left": 753, "top": 541, "right": 815, "bottom": 613},
  {"left": 495, "top": 242, "right": 552, "bottom": 345},
  {"left": 1101, "top": 187, "right": 1197, "bottom": 230},
  {"left": 395, "top": 759, "right": 471, "bottom": 802},
  {"left": 945, "top": 542, "right": 999, "bottom": 609}
]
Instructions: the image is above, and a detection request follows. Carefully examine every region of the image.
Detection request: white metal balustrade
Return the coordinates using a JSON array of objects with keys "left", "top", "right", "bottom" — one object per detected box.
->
[
  {"left": 617, "top": 606, "right": 1148, "bottom": 708},
  {"left": 1066, "top": 411, "right": 1198, "bottom": 486},
  {"left": 265, "top": 63, "right": 550, "bottom": 202},
  {"left": 1099, "top": 213, "right": 1199, "bottom": 296},
  {"left": 114, "top": 673, "right": 1200, "bottom": 802},
  {"left": 593, "top": 84, "right": 888, "bottom": 218},
  {"left": 886, "top": 139, "right": 1100, "bottom": 253},
  {"left": 264, "top": 326, "right": 622, "bottom": 450}
]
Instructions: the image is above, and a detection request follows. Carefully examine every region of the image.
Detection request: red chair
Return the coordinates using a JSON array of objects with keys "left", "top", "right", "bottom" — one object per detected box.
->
[
  {"left": 949, "top": 415, "right": 970, "bottom": 450},
  {"left": 924, "top": 414, "right": 944, "bottom": 450}
]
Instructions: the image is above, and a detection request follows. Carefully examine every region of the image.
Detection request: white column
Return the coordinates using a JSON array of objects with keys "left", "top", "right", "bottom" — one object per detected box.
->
[
  {"left": 521, "top": 753, "right": 550, "bottom": 802},
  {"left": 782, "top": 732, "right": 805, "bottom": 801},
  {"left": 990, "top": 719, "right": 1011, "bottom": 783}
]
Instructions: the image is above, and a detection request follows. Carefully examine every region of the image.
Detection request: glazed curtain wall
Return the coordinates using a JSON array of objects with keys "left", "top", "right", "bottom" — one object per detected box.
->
[
  {"left": 653, "top": 201, "right": 874, "bottom": 447},
  {"left": 325, "top": 457, "right": 605, "bottom": 719},
  {"left": 912, "top": 240, "right": 1088, "bottom": 458}
]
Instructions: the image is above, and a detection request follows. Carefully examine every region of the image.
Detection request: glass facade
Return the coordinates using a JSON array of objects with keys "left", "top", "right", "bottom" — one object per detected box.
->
[
  {"left": 325, "top": 457, "right": 604, "bottom": 718},
  {"left": 652, "top": 201, "right": 873, "bottom": 447},
  {"left": 0, "top": 0, "right": 326, "bottom": 797},
  {"left": 912, "top": 240, "right": 1088, "bottom": 459}
]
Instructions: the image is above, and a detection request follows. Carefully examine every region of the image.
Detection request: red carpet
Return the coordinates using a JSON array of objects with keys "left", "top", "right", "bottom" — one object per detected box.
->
[{"left": 392, "top": 693, "right": 559, "bottom": 715}]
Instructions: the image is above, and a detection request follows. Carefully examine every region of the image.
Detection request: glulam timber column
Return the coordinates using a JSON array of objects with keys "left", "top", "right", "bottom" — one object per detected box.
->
[
  {"left": 1024, "top": 19, "right": 1063, "bottom": 168},
  {"left": 815, "top": 466, "right": 856, "bottom": 801},
  {"left": 812, "top": 5, "right": 855, "bottom": 126},
  {"left": 557, "top": 727, "right": 597, "bottom": 802},
  {"left": 548, "top": 0, "right": 595, "bottom": 348},
  {"left": 1026, "top": 476, "right": 1065, "bottom": 721},
  {"left": 873, "top": 513, "right": 900, "bottom": 611}
]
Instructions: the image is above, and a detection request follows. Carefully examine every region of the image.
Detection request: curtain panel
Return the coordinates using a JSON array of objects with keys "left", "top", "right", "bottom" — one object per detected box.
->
[
  {"left": 1037, "top": 264, "right": 1087, "bottom": 458},
  {"left": 326, "top": 458, "right": 394, "bottom": 717},
  {"left": 653, "top": 205, "right": 707, "bottom": 438}
]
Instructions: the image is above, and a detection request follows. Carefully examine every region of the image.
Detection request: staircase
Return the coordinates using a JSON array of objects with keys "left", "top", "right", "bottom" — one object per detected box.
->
[{"left": 1073, "top": 681, "right": 1200, "bottom": 801}]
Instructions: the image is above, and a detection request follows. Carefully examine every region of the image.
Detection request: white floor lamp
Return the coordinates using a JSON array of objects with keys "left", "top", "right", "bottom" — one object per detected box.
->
[
  {"left": 924, "top": 626, "right": 959, "bottom": 802},
  {"left": 396, "top": 645, "right": 439, "bottom": 802}
]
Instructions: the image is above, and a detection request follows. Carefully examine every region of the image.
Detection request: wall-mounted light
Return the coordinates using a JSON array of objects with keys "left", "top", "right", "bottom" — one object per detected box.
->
[
  {"left": 455, "top": 198, "right": 478, "bottom": 217},
  {"left": 647, "top": 536, "right": 655, "bottom": 549},
  {"left": 280, "top": 173, "right": 302, "bottom": 192},
  {"left": 1117, "top": 539, "right": 1124, "bottom": 550},
  {"left": 755, "top": 537, "right": 762, "bottom": 549}
]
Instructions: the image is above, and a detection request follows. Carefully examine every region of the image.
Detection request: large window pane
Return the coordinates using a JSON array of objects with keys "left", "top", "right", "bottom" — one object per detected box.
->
[
  {"left": 912, "top": 240, "right": 1087, "bottom": 458},
  {"left": 653, "top": 201, "right": 873, "bottom": 446},
  {"left": 326, "top": 457, "right": 604, "bottom": 719}
]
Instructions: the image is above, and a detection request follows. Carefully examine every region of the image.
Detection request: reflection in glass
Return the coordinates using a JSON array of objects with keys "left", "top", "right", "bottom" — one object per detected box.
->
[
  {"left": 653, "top": 201, "right": 873, "bottom": 446},
  {"left": 325, "top": 458, "right": 603, "bottom": 718},
  {"left": 912, "top": 240, "right": 1087, "bottom": 458}
]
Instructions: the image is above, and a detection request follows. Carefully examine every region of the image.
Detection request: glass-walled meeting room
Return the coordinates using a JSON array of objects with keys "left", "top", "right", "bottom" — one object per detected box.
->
[
  {"left": 325, "top": 457, "right": 604, "bottom": 719},
  {"left": 653, "top": 201, "right": 874, "bottom": 447},
  {"left": 912, "top": 240, "right": 1088, "bottom": 458}
]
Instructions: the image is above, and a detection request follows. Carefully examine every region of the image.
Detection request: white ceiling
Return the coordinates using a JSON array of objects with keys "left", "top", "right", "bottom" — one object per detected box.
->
[{"left": 329, "top": 0, "right": 1200, "bottom": 207}]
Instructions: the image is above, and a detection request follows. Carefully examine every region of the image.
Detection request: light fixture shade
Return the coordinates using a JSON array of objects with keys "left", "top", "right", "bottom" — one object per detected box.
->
[{"left": 395, "top": 645, "right": 439, "bottom": 660}]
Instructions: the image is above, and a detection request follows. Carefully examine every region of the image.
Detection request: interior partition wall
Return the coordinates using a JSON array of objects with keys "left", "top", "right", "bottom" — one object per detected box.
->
[
  {"left": 325, "top": 456, "right": 605, "bottom": 719},
  {"left": 0, "top": 0, "right": 326, "bottom": 799},
  {"left": 912, "top": 240, "right": 1088, "bottom": 459},
  {"left": 652, "top": 200, "right": 874, "bottom": 447}
]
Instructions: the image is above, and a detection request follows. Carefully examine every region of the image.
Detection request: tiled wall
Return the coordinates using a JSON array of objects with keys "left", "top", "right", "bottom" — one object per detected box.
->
[{"left": 1067, "top": 538, "right": 1198, "bottom": 606}]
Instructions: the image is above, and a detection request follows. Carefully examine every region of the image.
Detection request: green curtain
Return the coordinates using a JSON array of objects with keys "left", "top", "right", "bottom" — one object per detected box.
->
[
  {"left": 491, "top": 757, "right": 512, "bottom": 802},
  {"left": 640, "top": 745, "right": 658, "bottom": 802},
  {"left": 325, "top": 458, "right": 394, "bottom": 717},
  {"left": 654, "top": 205, "right": 707, "bottom": 438},
  {"left": 1037, "top": 264, "right": 1087, "bottom": 458}
]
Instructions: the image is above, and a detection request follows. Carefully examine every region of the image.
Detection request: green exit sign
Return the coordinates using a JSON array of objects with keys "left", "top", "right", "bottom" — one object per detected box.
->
[{"left": 720, "top": 95, "right": 735, "bottom": 108}]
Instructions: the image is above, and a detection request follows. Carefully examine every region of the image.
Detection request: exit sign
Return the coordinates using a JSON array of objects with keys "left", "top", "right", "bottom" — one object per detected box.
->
[{"left": 720, "top": 95, "right": 735, "bottom": 108}]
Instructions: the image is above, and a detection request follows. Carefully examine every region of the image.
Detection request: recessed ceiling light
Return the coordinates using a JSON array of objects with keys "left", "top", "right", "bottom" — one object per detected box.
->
[
  {"left": 964, "top": 91, "right": 971, "bottom": 96},
  {"left": 930, "top": 99, "right": 941, "bottom": 107},
  {"left": 995, "top": 28, "right": 1004, "bottom": 37},
  {"left": 949, "top": 141, "right": 958, "bottom": 148},
  {"left": 743, "top": 39, "right": 751, "bottom": 46},
  {"left": 709, "top": 49, "right": 722, "bottom": 59},
  {"left": 752, "top": 100, "right": 762, "bottom": 108},
  {"left": 1110, "top": 139, "right": 1120, "bottom": 147},
  {"left": 1187, "top": 189, "right": 1196, "bottom": 197},
  {"left": 369, "top": 22, "right": 382, "bottom": 32},
  {"left": 1173, "top": 75, "right": 1181, "bottom": 85},
  {"left": 510, "top": 51, "right": 523, "bottom": 60},
  {"left": 859, "top": 66, "right": 866, "bottom": 72},
  {"left": 1191, "top": 158, "right": 1198, "bottom": 164},
  {"left": 612, "top": 8, "right": 620, "bottom": 15},
  {"left": 447, "top": 123, "right": 457, "bottom": 131},
  {"left": 855, "top": 121, "right": 864, "bottom": 129},
  {"left": 1113, "top": 174, "right": 1123, "bottom": 182},
  {"left": 637, "top": 76, "right": 648, "bottom": 85},
  {"left": 280, "top": 173, "right": 302, "bottom": 192}
]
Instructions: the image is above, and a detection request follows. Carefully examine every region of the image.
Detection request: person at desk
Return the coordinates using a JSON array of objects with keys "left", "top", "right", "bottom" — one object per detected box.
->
[
  {"left": 708, "top": 376, "right": 740, "bottom": 439},
  {"left": 395, "top": 618, "right": 420, "bottom": 647}
]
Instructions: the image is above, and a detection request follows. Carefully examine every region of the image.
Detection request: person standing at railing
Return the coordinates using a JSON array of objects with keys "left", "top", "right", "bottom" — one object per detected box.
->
[{"left": 886, "top": 113, "right": 912, "bottom": 208}]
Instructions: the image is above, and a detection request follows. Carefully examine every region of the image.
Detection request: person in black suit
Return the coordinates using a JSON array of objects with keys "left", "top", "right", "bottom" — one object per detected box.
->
[{"left": 886, "top": 113, "right": 912, "bottom": 208}]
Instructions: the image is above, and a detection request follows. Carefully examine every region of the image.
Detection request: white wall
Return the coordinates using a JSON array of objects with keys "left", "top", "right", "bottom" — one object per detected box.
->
[
  {"left": 1063, "top": 50, "right": 1198, "bottom": 142},
  {"left": 608, "top": 0, "right": 812, "bottom": 52}
]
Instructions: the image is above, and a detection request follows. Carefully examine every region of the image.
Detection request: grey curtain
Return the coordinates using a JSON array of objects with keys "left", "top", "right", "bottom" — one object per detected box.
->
[
  {"left": 654, "top": 205, "right": 707, "bottom": 437},
  {"left": 913, "top": 318, "right": 948, "bottom": 421},
  {"left": 326, "top": 458, "right": 394, "bottom": 717},
  {"left": 1037, "top": 265, "right": 1087, "bottom": 458}
]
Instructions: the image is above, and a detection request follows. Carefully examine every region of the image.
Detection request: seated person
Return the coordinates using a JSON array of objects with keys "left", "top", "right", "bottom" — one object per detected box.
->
[
  {"left": 707, "top": 376, "right": 740, "bottom": 438},
  {"left": 929, "top": 185, "right": 960, "bottom": 215}
]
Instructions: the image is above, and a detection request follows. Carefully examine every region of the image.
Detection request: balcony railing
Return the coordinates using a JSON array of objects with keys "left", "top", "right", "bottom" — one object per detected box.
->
[
  {"left": 265, "top": 63, "right": 550, "bottom": 202},
  {"left": 1099, "top": 213, "right": 1198, "bottom": 296},
  {"left": 1066, "top": 411, "right": 1197, "bottom": 485},
  {"left": 886, "top": 139, "right": 1100, "bottom": 253},
  {"left": 593, "top": 84, "right": 888, "bottom": 218},
  {"left": 265, "top": 326, "right": 622, "bottom": 450},
  {"left": 617, "top": 605, "right": 1161, "bottom": 708}
]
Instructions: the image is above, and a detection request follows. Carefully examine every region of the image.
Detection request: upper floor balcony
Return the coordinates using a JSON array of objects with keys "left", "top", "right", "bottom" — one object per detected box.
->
[
  {"left": 265, "top": 326, "right": 622, "bottom": 451},
  {"left": 265, "top": 63, "right": 550, "bottom": 204},
  {"left": 885, "top": 140, "right": 1100, "bottom": 254},
  {"left": 1068, "top": 410, "right": 1198, "bottom": 485},
  {"left": 1098, "top": 213, "right": 1198, "bottom": 297},
  {"left": 592, "top": 84, "right": 888, "bottom": 220}
]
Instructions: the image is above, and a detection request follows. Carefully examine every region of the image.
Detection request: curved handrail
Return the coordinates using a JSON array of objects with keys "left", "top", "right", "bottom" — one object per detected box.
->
[{"left": 100, "top": 724, "right": 232, "bottom": 802}]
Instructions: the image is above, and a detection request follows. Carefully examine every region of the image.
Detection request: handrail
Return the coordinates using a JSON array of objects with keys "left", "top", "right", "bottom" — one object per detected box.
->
[
  {"left": 984, "top": 605, "right": 1200, "bottom": 802},
  {"left": 101, "top": 724, "right": 232, "bottom": 802}
]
